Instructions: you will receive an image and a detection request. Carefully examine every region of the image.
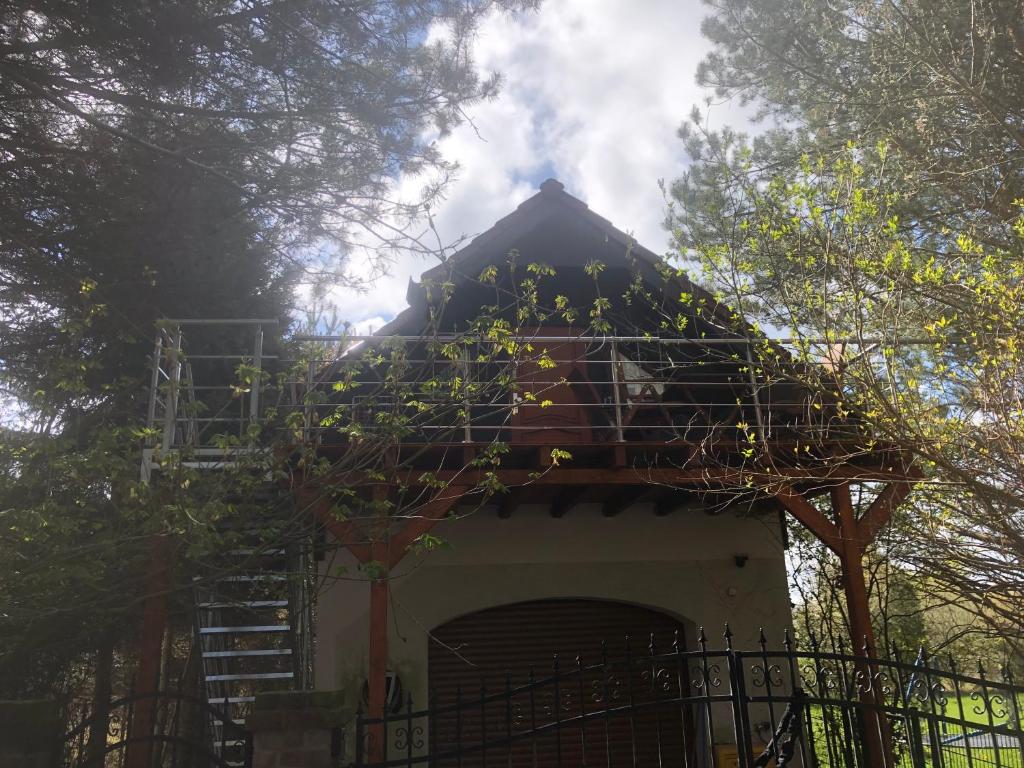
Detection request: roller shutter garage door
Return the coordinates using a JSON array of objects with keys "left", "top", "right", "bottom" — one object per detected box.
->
[{"left": 428, "top": 598, "right": 696, "bottom": 768}]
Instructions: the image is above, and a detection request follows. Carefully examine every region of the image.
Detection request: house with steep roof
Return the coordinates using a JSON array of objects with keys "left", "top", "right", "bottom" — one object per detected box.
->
[{"left": 136, "top": 179, "right": 921, "bottom": 768}]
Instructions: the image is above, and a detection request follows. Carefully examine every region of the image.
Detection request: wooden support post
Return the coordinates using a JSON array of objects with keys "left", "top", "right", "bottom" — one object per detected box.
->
[
  {"left": 125, "top": 536, "right": 169, "bottom": 768},
  {"left": 832, "top": 484, "right": 876, "bottom": 653},
  {"left": 301, "top": 480, "right": 468, "bottom": 762},
  {"left": 832, "top": 483, "right": 889, "bottom": 768},
  {"left": 367, "top": 486, "right": 391, "bottom": 763},
  {"left": 367, "top": 554, "right": 389, "bottom": 763}
]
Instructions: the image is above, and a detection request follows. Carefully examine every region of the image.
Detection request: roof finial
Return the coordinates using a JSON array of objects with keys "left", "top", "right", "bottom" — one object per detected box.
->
[{"left": 539, "top": 178, "right": 564, "bottom": 194}]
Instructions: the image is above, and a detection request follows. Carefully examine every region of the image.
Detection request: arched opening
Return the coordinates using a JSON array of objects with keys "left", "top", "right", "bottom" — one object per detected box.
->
[{"left": 428, "top": 598, "right": 698, "bottom": 767}]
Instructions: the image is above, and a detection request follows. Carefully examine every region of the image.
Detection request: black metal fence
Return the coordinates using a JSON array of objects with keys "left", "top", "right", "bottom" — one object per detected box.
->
[
  {"left": 63, "top": 690, "right": 251, "bottom": 768},
  {"left": 354, "top": 631, "right": 1024, "bottom": 768}
]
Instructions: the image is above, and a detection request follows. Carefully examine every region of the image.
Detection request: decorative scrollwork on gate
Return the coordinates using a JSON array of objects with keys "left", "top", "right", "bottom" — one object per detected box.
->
[
  {"left": 511, "top": 701, "right": 526, "bottom": 730},
  {"left": 395, "top": 725, "right": 425, "bottom": 751},
  {"left": 591, "top": 672, "right": 623, "bottom": 705},
  {"left": 853, "top": 666, "right": 895, "bottom": 700},
  {"left": 639, "top": 666, "right": 674, "bottom": 694},
  {"left": 750, "top": 663, "right": 784, "bottom": 690},
  {"left": 690, "top": 663, "right": 722, "bottom": 690},
  {"left": 972, "top": 690, "right": 1009, "bottom": 719}
]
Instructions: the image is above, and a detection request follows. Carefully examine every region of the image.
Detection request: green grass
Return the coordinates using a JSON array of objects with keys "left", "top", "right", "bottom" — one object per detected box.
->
[{"left": 797, "top": 696, "right": 1024, "bottom": 768}]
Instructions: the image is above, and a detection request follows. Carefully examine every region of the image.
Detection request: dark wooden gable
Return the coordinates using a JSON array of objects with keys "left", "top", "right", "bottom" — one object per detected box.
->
[
  {"left": 313, "top": 179, "right": 877, "bottom": 489},
  {"left": 378, "top": 178, "right": 722, "bottom": 338}
]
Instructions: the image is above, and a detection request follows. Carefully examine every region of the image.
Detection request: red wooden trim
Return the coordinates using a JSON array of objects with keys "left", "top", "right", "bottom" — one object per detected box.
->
[
  {"left": 774, "top": 485, "right": 843, "bottom": 554},
  {"left": 309, "top": 464, "right": 913, "bottom": 491},
  {"left": 387, "top": 487, "right": 470, "bottom": 569}
]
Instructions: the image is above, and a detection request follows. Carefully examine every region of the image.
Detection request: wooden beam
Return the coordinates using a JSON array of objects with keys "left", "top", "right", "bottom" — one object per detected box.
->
[
  {"left": 856, "top": 473, "right": 920, "bottom": 545},
  {"left": 387, "top": 487, "right": 469, "bottom": 569},
  {"left": 773, "top": 484, "right": 843, "bottom": 554},
  {"left": 602, "top": 487, "right": 641, "bottom": 517},
  {"left": 550, "top": 486, "right": 586, "bottom": 518},
  {"left": 653, "top": 496, "right": 679, "bottom": 516},
  {"left": 497, "top": 488, "right": 523, "bottom": 519},
  {"left": 305, "top": 463, "right": 913, "bottom": 492},
  {"left": 395, "top": 465, "right": 910, "bottom": 487}
]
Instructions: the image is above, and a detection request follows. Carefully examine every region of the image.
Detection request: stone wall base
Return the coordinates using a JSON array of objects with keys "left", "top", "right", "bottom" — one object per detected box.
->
[{"left": 249, "top": 691, "right": 346, "bottom": 768}]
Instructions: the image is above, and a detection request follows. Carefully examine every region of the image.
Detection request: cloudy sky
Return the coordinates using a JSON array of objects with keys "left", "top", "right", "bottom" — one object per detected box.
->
[{"left": 336, "top": 0, "right": 747, "bottom": 333}]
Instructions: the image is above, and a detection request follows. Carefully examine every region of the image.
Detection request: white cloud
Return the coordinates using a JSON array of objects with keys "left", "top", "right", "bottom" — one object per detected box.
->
[{"left": 330, "top": 0, "right": 748, "bottom": 328}]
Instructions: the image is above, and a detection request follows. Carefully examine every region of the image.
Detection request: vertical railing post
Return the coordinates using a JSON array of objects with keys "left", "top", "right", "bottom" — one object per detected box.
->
[
  {"left": 147, "top": 331, "right": 163, "bottom": 435},
  {"left": 609, "top": 342, "right": 625, "bottom": 442},
  {"left": 743, "top": 342, "right": 767, "bottom": 444},
  {"left": 161, "top": 326, "right": 182, "bottom": 453},
  {"left": 183, "top": 362, "right": 197, "bottom": 448},
  {"left": 461, "top": 346, "right": 473, "bottom": 443},
  {"left": 304, "top": 357, "right": 316, "bottom": 445},
  {"left": 249, "top": 324, "right": 264, "bottom": 447}
]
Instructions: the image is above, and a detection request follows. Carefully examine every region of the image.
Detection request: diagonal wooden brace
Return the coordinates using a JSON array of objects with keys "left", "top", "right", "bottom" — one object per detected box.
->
[
  {"left": 388, "top": 486, "right": 471, "bottom": 569},
  {"left": 773, "top": 484, "right": 843, "bottom": 554}
]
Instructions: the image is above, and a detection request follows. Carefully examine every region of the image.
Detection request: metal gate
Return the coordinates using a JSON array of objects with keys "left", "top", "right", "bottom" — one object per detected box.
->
[{"left": 354, "top": 631, "right": 1024, "bottom": 768}]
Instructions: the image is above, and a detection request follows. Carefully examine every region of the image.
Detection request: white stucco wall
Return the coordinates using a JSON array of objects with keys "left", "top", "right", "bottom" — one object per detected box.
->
[{"left": 313, "top": 499, "right": 793, "bottom": 718}]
